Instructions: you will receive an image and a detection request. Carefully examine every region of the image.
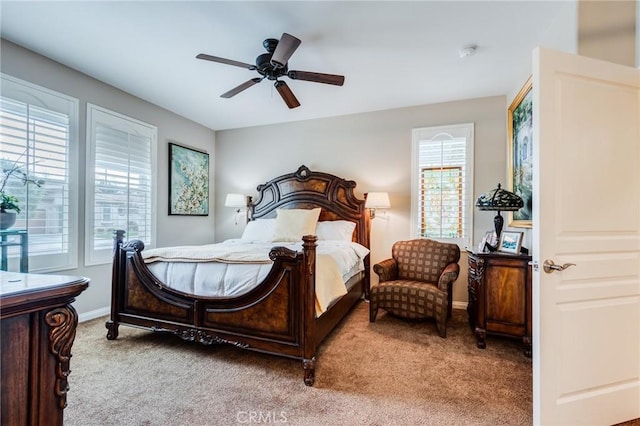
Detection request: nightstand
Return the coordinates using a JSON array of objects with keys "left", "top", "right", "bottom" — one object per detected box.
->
[{"left": 466, "top": 250, "right": 532, "bottom": 357}]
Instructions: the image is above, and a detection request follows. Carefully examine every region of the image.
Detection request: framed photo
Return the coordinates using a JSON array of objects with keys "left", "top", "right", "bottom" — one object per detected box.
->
[
  {"left": 478, "top": 230, "right": 498, "bottom": 252},
  {"left": 169, "top": 142, "right": 209, "bottom": 216},
  {"left": 478, "top": 233, "right": 488, "bottom": 252},
  {"left": 498, "top": 231, "right": 523, "bottom": 254},
  {"left": 507, "top": 76, "right": 533, "bottom": 228}
]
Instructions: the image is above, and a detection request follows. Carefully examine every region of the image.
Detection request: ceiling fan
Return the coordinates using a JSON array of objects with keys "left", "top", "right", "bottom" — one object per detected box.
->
[{"left": 196, "top": 33, "right": 345, "bottom": 109}]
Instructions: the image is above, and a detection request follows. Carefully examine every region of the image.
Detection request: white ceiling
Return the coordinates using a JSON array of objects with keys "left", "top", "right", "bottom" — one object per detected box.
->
[{"left": 0, "top": 1, "right": 570, "bottom": 131}]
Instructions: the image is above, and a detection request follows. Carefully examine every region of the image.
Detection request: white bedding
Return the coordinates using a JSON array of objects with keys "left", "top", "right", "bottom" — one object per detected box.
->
[{"left": 143, "top": 239, "right": 369, "bottom": 315}]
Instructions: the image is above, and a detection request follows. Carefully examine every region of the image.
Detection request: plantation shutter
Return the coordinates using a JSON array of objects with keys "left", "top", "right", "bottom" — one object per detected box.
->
[
  {"left": 0, "top": 74, "right": 78, "bottom": 272},
  {"left": 85, "top": 104, "right": 156, "bottom": 265},
  {"left": 411, "top": 124, "right": 474, "bottom": 246}
]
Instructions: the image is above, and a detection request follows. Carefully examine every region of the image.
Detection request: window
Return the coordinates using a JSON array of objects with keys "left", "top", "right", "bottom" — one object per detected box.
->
[
  {"left": 0, "top": 74, "right": 79, "bottom": 272},
  {"left": 85, "top": 104, "right": 157, "bottom": 265},
  {"left": 411, "top": 123, "right": 474, "bottom": 247}
]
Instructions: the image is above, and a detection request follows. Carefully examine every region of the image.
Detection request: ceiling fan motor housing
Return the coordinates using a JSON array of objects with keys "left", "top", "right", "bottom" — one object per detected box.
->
[{"left": 255, "top": 52, "right": 288, "bottom": 80}]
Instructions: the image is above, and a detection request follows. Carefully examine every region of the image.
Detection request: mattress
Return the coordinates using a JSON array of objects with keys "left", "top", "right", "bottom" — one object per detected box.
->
[{"left": 144, "top": 239, "right": 369, "bottom": 314}]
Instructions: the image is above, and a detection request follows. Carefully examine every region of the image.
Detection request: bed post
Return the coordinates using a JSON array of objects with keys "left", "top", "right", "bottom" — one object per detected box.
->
[
  {"left": 302, "top": 234, "right": 317, "bottom": 386},
  {"left": 106, "top": 230, "right": 126, "bottom": 340}
]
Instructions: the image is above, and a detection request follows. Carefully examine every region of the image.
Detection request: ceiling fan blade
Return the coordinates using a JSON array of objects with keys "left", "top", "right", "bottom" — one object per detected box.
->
[
  {"left": 287, "top": 70, "right": 345, "bottom": 86},
  {"left": 221, "top": 78, "right": 262, "bottom": 98},
  {"left": 196, "top": 53, "right": 255, "bottom": 70},
  {"left": 274, "top": 81, "right": 300, "bottom": 109},
  {"left": 270, "top": 33, "right": 301, "bottom": 68}
]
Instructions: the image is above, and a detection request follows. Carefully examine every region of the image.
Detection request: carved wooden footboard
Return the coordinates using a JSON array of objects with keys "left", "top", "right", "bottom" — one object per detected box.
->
[
  {"left": 106, "top": 165, "right": 370, "bottom": 386},
  {"left": 107, "top": 231, "right": 321, "bottom": 384}
]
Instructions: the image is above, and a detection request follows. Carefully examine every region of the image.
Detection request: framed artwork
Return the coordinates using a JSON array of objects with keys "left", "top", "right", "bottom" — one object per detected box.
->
[
  {"left": 507, "top": 76, "right": 533, "bottom": 228},
  {"left": 498, "top": 231, "right": 523, "bottom": 254},
  {"left": 169, "top": 142, "right": 209, "bottom": 216}
]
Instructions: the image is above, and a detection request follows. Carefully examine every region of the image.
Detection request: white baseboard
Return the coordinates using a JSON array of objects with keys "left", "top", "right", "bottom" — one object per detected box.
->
[
  {"left": 78, "top": 306, "right": 110, "bottom": 323},
  {"left": 453, "top": 301, "right": 467, "bottom": 310}
]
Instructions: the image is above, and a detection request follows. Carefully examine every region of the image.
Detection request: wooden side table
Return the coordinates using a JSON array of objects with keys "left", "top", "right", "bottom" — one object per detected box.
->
[
  {"left": 466, "top": 250, "right": 532, "bottom": 357},
  {"left": 0, "top": 228, "right": 28, "bottom": 272},
  {"left": 1, "top": 271, "right": 89, "bottom": 425}
]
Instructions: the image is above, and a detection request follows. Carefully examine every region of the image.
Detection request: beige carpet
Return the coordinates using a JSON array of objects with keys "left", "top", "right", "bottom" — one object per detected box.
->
[{"left": 65, "top": 302, "right": 532, "bottom": 425}]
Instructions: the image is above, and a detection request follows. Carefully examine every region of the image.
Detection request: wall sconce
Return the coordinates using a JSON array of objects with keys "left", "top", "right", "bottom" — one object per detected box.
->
[
  {"left": 475, "top": 183, "right": 523, "bottom": 250},
  {"left": 365, "top": 192, "right": 391, "bottom": 219},
  {"left": 225, "top": 193, "right": 246, "bottom": 225}
]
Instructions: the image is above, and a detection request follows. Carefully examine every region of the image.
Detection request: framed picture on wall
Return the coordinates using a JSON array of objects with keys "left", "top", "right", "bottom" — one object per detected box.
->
[
  {"left": 168, "top": 142, "right": 210, "bottom": 216},
  {"left": 498, "top": 231, "right": 523, "bottom": 254},
  {"left": 508, "top": 76, "right": 533, "bottom": 228}
]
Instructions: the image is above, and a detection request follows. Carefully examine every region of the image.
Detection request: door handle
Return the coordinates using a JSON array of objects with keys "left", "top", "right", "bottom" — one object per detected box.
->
[{"left": 543, "top": 259, "right": 576, "bottom": 274}]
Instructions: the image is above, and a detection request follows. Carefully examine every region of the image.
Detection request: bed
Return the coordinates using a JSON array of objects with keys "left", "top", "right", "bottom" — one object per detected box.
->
[{"left": 106, "top": 165, "right": 371, "bottom": 386}]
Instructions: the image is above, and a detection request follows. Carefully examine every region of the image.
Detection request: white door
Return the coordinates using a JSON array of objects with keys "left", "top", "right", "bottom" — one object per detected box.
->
[{"left": 533, "top": 47, "right": 640, "bottom": 425}]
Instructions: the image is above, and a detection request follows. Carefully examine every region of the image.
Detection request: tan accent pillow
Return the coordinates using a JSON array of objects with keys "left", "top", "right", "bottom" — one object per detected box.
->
[{"left": 273, "top": 208, "right": 321, "bottom": 242}]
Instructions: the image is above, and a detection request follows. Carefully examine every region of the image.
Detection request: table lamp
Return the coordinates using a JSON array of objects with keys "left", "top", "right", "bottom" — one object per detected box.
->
[{"left": 475, "top": 183, "right": 523, "bottom": 249}]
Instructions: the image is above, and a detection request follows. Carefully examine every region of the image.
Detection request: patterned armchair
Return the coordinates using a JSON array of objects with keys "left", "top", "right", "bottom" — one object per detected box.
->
[{"left": 369, "top": 239, "right": 461, "bottom": 338}]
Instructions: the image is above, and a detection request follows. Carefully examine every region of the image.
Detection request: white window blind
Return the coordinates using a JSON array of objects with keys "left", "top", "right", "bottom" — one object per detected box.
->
[
  {"left": 411, "top": 123, "right": 474, "bottom": 247},
  {"left": 0, "top": 74, "right": 79, "bottom": 272},
  {"left": 85, "top": 104, "right": 157, "bottom": 265}
]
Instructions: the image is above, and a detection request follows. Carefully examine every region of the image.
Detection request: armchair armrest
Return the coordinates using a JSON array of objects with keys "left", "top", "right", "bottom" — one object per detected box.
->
[
  {"left": 373, "top": 258, "right": 398, "bottom": 282},
  {"left": 437, "top": 262, "right": 460, "bottom": 292}
]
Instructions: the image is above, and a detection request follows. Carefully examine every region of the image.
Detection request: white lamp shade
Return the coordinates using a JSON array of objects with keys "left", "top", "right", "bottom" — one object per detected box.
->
[
  {"left": 365, "top": 192, "right": 391, "bottom": 209},
  {"left": 224, "top": 193, "right": 246, "bottom": 208}
]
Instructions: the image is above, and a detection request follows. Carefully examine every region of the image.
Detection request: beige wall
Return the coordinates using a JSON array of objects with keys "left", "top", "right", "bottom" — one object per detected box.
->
[
  {"left": 578, "top": 0, "right": 637, "bottom": 67},
  {"left": 215, "top": 96, "right": 507, "bottom": 305},
  {"left": 0, "top": 40, "right": 216, "bottom": 318}
]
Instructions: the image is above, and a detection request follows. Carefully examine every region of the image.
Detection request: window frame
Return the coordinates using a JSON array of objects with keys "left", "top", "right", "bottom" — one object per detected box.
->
[
  {"left": 0, "top": 73, "right": 79, "bottom": 272},
  {"left": 84, "top": 103, "right": 157, "bottom": 266},
  {"left": 411, "top": 123, "right": 474, "bottom": 248}
]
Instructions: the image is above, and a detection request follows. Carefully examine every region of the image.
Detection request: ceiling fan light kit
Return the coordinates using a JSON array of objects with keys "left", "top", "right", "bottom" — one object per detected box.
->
[{"left": 197, "top": 33, "right": 345, "bottom": 109}]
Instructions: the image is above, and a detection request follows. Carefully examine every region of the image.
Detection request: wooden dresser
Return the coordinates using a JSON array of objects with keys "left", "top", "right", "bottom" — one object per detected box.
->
[
  {"left": 466, "top": 250, "right": 532, "bottom": 357},
  {"left": 0, "top": 272, "right": 89, "bottom": 425}
]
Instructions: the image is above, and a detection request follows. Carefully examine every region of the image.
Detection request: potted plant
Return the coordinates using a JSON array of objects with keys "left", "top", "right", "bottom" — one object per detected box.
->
[{"left": 1, "top": 155, "right": 44, "bottom": 230}]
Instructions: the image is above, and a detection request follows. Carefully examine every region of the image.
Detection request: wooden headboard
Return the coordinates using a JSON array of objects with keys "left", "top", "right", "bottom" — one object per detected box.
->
[{"left": 248, "top": 165, "right": 370, "bottom": 249}]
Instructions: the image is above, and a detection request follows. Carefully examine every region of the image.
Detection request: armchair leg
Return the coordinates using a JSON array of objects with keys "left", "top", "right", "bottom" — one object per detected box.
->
[{"left": 436, "top": 316, "right": 447, "bottom": 338}]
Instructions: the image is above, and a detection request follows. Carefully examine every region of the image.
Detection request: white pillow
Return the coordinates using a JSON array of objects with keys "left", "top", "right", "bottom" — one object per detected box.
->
[
  {"left": 316, "top": 220, "right": 356, "bottom": 241},
  {"left": 272, "top": 208, "right": 321, "bottom": 242},
  {"left": 240, "top": 219, "right": 276, "bottom": 241}
]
